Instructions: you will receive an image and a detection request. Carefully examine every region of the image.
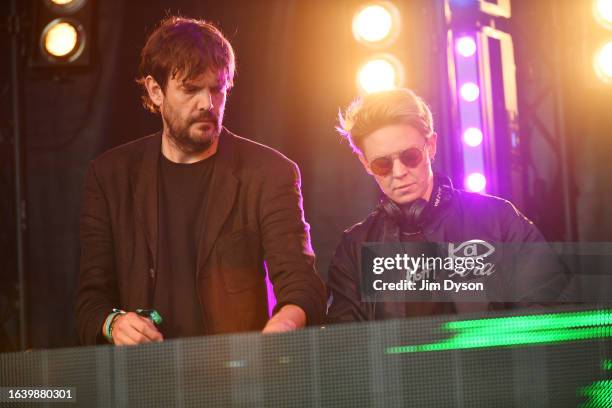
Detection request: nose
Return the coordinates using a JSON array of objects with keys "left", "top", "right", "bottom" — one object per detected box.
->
[
  {"left": 391, "top": 157, "right": 408, "bottom": 179},
  {"left": 196, "top": 90, "right": 214, "bottom": 111}
]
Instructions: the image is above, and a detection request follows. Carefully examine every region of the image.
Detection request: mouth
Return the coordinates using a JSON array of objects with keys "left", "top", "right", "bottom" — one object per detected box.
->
[
  {"left": 193, "top": 121, "right": 215, "bottom": 128},
  {"left": 393, "top": 183, "right": 416, "bottom": 192}
]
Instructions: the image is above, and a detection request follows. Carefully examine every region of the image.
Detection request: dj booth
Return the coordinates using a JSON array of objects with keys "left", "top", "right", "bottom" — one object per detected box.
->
[{"left": 1, "top": 305, "right": 611, "bottom": 407}]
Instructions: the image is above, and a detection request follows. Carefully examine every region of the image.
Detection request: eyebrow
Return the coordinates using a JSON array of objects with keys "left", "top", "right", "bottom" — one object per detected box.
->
[{"left": 181, "top": 79, "right": 225, "bottom": 89}]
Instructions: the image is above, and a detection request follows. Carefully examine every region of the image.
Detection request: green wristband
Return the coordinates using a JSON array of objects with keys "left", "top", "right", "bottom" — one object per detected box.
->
[
  {"left": 103, "top": 312, "right": 119, "bottom": 343},
  {"left": 104, "top": 309, "right": 126, "bottom": 343}
]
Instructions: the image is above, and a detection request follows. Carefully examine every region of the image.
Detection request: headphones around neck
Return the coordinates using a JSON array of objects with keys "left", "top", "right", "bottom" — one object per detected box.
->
[{"left": 378, "top": 174, "right": 453, "bottom": 231}]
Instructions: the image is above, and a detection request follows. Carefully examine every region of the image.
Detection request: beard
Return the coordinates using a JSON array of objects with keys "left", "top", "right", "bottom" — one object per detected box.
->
[{"left": 162, "top": 103, "right": 222, "bottom": 154}]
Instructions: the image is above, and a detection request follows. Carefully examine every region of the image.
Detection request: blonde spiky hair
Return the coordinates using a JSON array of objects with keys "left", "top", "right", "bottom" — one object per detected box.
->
[{"left": 336, "top": 88, "right": 434, "bottom": 154}]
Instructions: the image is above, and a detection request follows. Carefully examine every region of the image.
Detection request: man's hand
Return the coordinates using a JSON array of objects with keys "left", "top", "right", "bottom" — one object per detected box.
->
[
  {"left": 110, "top": 312, "right": 164, "bottom": 345},
  {"left": 262, "top": 304, "right": 306, "bottom": 334}
]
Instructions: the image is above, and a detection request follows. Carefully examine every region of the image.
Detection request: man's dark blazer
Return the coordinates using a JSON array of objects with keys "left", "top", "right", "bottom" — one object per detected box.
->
[{"left": 75, "top": 129, "right": 326, "bottom": 345}]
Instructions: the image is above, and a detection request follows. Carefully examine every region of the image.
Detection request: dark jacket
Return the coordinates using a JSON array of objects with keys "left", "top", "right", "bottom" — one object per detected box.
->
[
  {"left": 75, "top": 129, "right": 327, "bottom": 345},
  {"left": 326, "top": 176, "right": 570, "bottom": 323}
]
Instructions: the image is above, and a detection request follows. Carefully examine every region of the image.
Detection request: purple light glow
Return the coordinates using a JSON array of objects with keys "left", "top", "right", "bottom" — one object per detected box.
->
[
  {"left": 463, "top": 127, "right": 483, "bottom": 147},
  {"left": 456, "top": 36, "right": 476, "bottom": 57},
  {"left": 465, "top": 173, "right": 487, "bottom": 192},
  {"left": 460, "top": 82, "right": 480, "bottom": 102},
  {"left": 264, "top": 262, "right": 277, "bottom": 317}
]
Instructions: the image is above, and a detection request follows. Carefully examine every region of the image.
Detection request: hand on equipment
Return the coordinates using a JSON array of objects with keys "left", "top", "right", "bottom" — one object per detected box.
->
[{"left": 105, "top": 309, "right": 164, "bottom": 345}]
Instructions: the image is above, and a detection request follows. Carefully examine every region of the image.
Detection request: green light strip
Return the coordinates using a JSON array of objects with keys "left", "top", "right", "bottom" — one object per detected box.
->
[
  {"left": 445, "top": 309, "right": 612, "bottom": 331},
  {"left": 386, "top": 310, "right": 612, "bottom": 355},
  {"left": 579, "top": 379, "right": 612, "bottom": 408}
]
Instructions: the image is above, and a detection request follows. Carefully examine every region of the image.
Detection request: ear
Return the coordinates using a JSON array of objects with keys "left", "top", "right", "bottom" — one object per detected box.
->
[
  {"left": 427, "top": 132, "right": 438, "bottom": 161},
  {"left": 144, "top": 75, "right": 164, "bottom": 109},
  {"left": 358, "top": 153, "right": 374, "bottom": 175}
]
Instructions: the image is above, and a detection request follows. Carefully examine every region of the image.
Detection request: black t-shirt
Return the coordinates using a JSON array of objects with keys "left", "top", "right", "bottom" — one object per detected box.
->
[{"left": 154, "top": 153, "right": 216, "bottom": 339}]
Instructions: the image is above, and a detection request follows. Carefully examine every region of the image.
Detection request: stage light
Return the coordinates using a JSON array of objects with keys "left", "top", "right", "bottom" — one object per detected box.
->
[
  {"left": 463, "top": 127, "right": 483, "bottom": 147},
  {"left": 594, "top": 0, "right": 612, "bottom": 30},
  {"left": 30, "top": 0, "right": 93, "bottom": 68},
  {"left": 466, "top": 173, "right": 487, "bottom": 192},
  {"left": 594, "top": 41, "right": 612, "bottom": 83},
  {"left": 352, "top": 2, "right": 399, "bottom": 46},
  {"left": 42, "top": 20, "right": 81, "bottom": 59},
  {"left": 46, "top": 0, "right": 87, "bottom": 12},
  {"left": 357, "top": 55, "right": 403, "bottom": 94},
  {"left": 459, "top": 82, "right": 480, "bottom": 101},
  {"left": 456, "top": 36, "right": 477, "bottom": 57}
]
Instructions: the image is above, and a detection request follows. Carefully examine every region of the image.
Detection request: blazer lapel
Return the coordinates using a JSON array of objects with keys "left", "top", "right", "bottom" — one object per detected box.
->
[
  {"left": 131, "top": 132, "right": 162, "bottom": 270},
  {"left": 196, "top": 129, "right": 239, "bottom": 276}
]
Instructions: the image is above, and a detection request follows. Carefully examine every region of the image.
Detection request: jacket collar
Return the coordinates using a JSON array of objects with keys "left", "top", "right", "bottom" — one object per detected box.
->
[{"left": 196, "top": 128, "right": 239, "bottom": 275}]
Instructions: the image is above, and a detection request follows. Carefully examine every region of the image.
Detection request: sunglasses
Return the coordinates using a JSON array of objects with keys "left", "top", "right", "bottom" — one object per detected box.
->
[{"left": 368, "top": 143, "right": 428, "bottom": 177}]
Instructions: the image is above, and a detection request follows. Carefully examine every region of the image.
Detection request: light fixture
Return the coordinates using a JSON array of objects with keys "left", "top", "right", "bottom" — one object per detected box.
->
[
  {"left": 465, "top": 173, "right": 487, "bottom": 192},
  {"left": 46, "top": 0, "right": 87, "bottom": 12},
  {"left": 356, "top": 54, "right": 404, "bottom": 94},
  {"left": 463, "top": 127, "right": 484, "bottom": 147},
  {"left": 459, "top": 82, "right": 480, "bottom": 102},
  {"left": 29, "top": 0, "right": 93, "bottom": 68},
  {"left": 594, "top": 41, "right": 612, "bottom": 83},
  {"left": 456, "top": 36, "right": 477, "bottom": 57},
  {"left": 41, "top": 20, "right": 84, "bottom": 60},
  {"left": 594, "top": 0, "right": 612, "bottom": 30},
  {"left": 352, "top": 2, "right": 400, "bottom": 47}
]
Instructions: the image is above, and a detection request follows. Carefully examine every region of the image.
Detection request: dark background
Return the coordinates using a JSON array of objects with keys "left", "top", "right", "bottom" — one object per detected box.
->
[{"left": 1, "top": 0, "right": 611, "bottom": 350}]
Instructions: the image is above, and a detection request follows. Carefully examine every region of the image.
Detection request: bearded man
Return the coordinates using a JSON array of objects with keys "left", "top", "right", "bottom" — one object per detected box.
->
[{"left": 75, "top": 16, "right": 326, "bottom": 345}]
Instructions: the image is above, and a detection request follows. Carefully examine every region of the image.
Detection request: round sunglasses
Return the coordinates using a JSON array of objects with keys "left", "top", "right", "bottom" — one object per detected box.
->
[{"left": 368, "top": 143, "right": 428, "bottom": 177}]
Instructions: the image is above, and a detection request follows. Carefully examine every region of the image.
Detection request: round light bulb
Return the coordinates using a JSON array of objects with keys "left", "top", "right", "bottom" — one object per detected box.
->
[
  {"left": 460, "top": 82, "right": 480, "bottom": 102},
  {"left": 44, "top": 21, "right": 78, "bottom": 57},
  {"left": 463, "top": 127, "right": 484, "bottom": 147},
  {"left": 465, "top": 173, "right": 487, "bottom": 192},
  {"left": 456, "top": 36, "right": 477, "bottom": 57},
  {"left": 357, "top": 56, "right": 403, "bottom": 94}
]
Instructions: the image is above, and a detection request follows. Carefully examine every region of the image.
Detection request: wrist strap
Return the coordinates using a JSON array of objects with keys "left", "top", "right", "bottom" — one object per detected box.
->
[{"left": 103, "top": 309, "right": 126, "bottom": 343}]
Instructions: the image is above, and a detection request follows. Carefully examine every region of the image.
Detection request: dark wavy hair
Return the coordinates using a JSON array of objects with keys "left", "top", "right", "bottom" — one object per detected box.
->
[{"left": 135, "top": 16, "right": 236, "bottom": 113}]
